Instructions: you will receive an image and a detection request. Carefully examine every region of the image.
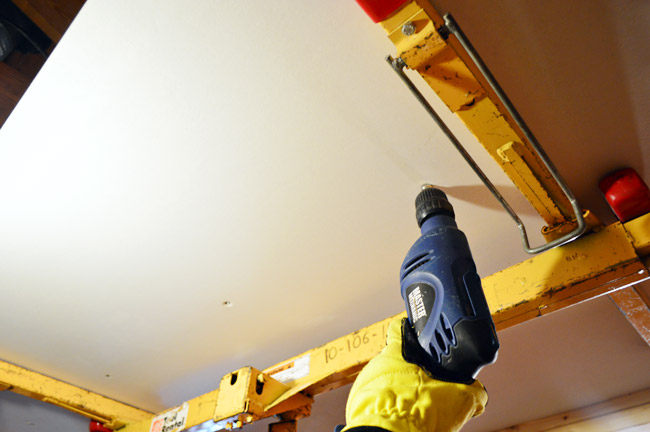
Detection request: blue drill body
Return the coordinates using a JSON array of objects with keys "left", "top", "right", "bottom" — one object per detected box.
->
[{"left": 400, "top": 187, "right": 499, "bottom": 382}]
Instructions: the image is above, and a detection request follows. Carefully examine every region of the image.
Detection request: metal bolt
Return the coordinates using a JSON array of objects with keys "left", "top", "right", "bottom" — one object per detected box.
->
[
  {"left": 402, "top": 21, "right": 416, "bottom": 36},
  {"left": 245, "top": 415, "right": 254, "bottom": 423},
  {"left": 236, "top": 420, "right": 243, "bottom": 428},
  {"left": 225, "top": 422, "right": 233, "bottom": 430}
]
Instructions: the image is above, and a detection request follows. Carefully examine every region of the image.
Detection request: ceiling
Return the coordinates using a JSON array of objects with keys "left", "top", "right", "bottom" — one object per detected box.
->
[{"left": 0, "top": 1, "right": 649, "bottom": 431}]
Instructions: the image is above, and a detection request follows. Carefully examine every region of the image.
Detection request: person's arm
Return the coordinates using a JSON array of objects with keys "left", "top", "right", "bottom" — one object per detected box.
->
[{"left": 341, "top": 319, "right": 487, "bottom": 432}]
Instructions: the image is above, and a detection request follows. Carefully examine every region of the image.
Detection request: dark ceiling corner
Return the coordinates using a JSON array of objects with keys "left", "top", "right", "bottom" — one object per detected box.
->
[{"left": 0, "top": 0, "right": 85, "bottom": 127}]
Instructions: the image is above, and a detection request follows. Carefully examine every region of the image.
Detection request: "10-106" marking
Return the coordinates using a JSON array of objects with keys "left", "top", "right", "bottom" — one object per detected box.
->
[{"left": 323, "top": 326, "right": 386, "bottom": 364}]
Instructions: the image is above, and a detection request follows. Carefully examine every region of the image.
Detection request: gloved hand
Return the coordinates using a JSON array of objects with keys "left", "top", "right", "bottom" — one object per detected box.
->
[{"left": 341, "top": 318, "right": 487, "bottom": 432}]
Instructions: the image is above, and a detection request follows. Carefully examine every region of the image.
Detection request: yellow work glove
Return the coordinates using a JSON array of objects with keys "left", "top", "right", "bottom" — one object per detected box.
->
[{"left": 342, "top": 318, "right": 487, "bottom": 432}]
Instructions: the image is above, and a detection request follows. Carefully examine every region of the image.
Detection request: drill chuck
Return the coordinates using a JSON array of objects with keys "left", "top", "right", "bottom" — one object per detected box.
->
[{"left": 415, "top": 186, "right": 454, "bottom": 226}]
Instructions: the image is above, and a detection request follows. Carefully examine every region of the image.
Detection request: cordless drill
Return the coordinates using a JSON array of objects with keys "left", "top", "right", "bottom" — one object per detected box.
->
[{"left": 400, "top": 186, "right": 499, "bottom": 383}]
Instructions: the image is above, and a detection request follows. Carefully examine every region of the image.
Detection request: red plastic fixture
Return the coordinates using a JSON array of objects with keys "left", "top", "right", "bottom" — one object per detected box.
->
[
  {"left": 599, "top": 168, "right": 650, "bottom": 222},
  {"left": 355, "top": 0, "right": 409, "bottom": 22},
  {"left": 89, "top": 421, "right": 113, "bottom": 432}
]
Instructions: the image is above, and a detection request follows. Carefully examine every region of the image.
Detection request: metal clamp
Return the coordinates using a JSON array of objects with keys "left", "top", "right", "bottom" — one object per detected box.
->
[
  {"left": 386, "top": 14, "right": 586, "bottom": 254},
  {"left": 213, "top": 367, "right": 312, "bottom": 430}
]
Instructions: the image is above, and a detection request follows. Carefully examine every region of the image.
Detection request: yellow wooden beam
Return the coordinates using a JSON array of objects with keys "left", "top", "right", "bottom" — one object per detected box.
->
[
  {"left": 0, "top": 359, "right": 151, "bottom": 429},
  {"left": 375, "top": 1, "right": 650, "bottom": 347},
  {"left": 212, "top": 367, "right": 313, "bottom": 430},
  {"left": 376, "top": 0, "right": 600, "bottom": 237},
  {"left": 119, "top": 315, "right": 396, "bottom": 432},
  {"left": 494, "top": 388, "right": 650, "bottom": 432},
  {"left": 625, "top": 214, "right": 650, "bottom": 257},
  {"left": 119, "top": 213, "right": 650, "bottom": 431},
  {"left": 485, "top": 218, "right": 649, "bottom": 330}
]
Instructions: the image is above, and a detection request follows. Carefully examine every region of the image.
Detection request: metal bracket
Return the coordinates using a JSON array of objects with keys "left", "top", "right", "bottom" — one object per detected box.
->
[
  {"left": 386, "top": 14, "right": 586, "bottom": 254},
  {"left": 213, "top": 367, "right": 312, "bottom": 430},
  {"left": 268, "top": 406, "right": 312, "bottom": 432}
]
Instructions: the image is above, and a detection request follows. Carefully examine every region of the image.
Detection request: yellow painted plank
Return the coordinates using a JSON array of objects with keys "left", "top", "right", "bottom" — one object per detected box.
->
[
  {"left": 496, "top": 141, "right": 566, "bottom": 226},
  {"left": 624, "top": 215, "right": 650, "bottom": 256},
  {"left": 484, "top": 220, "right": 648, "bottom": 329},
  {"left": 119, "top": 315, "right": 397, "bottom": 432},
  {"left": 264, "top": 315, "right": 397, "bottom": 407},
  {"left": 0, "top": 359, "right": 151, "bottom": 429},
  {"left": 117, "top": 390, "right": 218, "bottom": 432},
  {"left": 119, "top": 216, "right": 650, "bottom": 431},
  {"left": 376, "top": 0, "right": 581, "bottom": 229}
]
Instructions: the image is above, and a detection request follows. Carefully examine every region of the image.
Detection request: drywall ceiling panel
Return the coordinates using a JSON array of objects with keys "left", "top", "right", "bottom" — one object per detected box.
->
[
  {"left": 0, "top": 0, "right": 648, "bottom": 430},
  {"left": 0, "top": 0, "right": 540, "bottom": 411}
]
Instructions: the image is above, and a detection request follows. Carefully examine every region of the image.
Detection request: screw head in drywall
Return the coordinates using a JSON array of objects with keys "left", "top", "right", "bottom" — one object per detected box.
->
[{"left": 402, "top": 21, "right": 416, "bottom": 36}]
